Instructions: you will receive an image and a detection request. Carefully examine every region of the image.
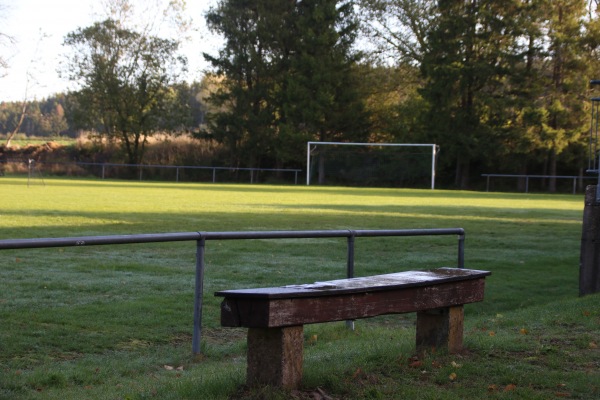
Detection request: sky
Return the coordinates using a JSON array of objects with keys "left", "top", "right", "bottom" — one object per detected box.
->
[{"left": 0, "top": 0, "right": 220, "bottom": 102}]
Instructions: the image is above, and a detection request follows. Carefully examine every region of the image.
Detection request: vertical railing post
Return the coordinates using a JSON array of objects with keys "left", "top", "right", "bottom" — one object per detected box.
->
[
  {"left": 458, "top": 233, "right": 465, "bottom": 268},
  {"left": 346, "top": 234, "right": 355, "bottom": 279},
  {"left": 346, "top": 232, "right": 356, "bottom": 330},
  {"left": 192, "top": 236, "right": 206, "bottom": 356}
]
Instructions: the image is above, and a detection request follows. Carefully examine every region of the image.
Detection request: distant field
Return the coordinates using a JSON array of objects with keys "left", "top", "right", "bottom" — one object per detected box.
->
[
  {"left": 0, "top": 177, "right": 597, "bottom": 399},
  {"left": 1, "top": 136, "right": 76, "bottom": 147}
]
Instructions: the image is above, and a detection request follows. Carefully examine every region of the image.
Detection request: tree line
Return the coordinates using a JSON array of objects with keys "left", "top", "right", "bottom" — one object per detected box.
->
[{"left": 2, "top": 0, "right": 600, "bottom": 189}]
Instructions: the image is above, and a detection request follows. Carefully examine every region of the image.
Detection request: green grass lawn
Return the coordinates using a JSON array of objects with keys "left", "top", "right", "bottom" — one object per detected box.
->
[{"left": 0, "top": 177, "right": 598, "bottom": 399}]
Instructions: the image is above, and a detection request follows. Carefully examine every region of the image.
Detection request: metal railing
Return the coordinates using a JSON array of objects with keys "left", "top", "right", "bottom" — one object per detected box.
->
[
  {"left": 0, "top": 228, "right": 465, "bottom": 355},
  {"left": 482, "top": 173, "right": 594, "bottom": 194}
]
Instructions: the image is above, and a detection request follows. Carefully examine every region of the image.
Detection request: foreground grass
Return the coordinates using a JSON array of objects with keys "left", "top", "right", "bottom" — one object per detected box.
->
[{"left": 0, "top": 177, "right": 597, "bottom": 399}]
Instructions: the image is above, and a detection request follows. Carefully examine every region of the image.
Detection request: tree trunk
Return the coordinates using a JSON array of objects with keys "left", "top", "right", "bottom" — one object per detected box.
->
[
  {"left": 5, "top": 102, "right": 27, "bottom": 148},
  {"left": 455, "top": 156, "right": 470, "bottom": 189},
  {"left": 549, "top": 149, "right": 557, "bottom": 193},
  {"left": 318, "top": 151, "right": 326, "bottom": 185},
  {"left": 517, "top": 164, "right": 528, "bottom": 192}
]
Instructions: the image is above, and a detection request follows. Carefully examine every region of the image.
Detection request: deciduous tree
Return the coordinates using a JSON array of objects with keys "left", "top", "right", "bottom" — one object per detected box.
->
[
  {"left": 357, "top": 0, "right": 436, "bottom": 65},
  {"left": 62, "top": 19, "right": 187, "bottom": 164},
  {"left": 59, "top": 0, "right": 191, "bottom": 163}
]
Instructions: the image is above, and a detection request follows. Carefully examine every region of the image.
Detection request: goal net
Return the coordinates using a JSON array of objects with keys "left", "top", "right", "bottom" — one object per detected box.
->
[{"left": 306, "top": 142, "right": 438, "bottom": 189}]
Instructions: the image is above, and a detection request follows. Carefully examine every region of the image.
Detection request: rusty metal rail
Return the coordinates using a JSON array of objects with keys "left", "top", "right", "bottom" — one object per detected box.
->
[{"left": 0, "top": 228, "right": 465, "bottom": 355}]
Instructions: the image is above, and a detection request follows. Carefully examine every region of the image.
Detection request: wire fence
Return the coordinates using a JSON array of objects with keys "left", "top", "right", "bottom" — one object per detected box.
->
[
  {"left": 0, "top": 159, "right": 303, "bottom": 184},
  {"left": 482, "top": 173, "right": 596, "bottom": 194}
]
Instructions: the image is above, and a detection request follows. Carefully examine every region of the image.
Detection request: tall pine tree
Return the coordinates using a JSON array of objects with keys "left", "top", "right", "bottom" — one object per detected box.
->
[
  {"left": 204, "top": 0, "right": 292, "bottom": 168},
  {"left": 420, "top": 0, "right": 522, "bottom": 188},
  {"left": 204, "top": 0, "right": 369, "bottom": 172},
  {"left": 538, "top": 0, "right": 588, "bottom": 191}
]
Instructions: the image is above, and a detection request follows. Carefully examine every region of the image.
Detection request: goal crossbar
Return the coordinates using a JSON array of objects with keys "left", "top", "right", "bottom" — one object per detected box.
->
[{"left": 306, "top": 142, "right": 438, "bottom": 189}]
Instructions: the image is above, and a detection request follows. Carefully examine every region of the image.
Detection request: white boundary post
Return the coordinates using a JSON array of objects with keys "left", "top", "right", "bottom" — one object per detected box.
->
[
  {"left": 431, "top": 145, "right": 437, "bottom": 190},
  {"left": 306, "top": 142, "right": 438, "bottom": 189},
  {"left": 306, "top": 142, "right": 311, "bottom": 186}
]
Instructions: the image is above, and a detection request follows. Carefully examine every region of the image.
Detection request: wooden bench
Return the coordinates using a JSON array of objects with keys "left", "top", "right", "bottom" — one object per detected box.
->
[{"left": 215, "top": 267, "right": 491, "bottom": 389}]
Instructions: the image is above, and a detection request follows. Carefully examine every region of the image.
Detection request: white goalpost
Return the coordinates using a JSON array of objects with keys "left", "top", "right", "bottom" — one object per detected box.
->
[{"left": 306, "top": 142, "right": 439, "bottom": 189}]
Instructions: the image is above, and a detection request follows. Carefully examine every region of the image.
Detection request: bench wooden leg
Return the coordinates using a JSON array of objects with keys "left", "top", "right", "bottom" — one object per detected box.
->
[
  {"left": 247, "top": 326, "right": 304, "bottom": 389},
  {"left": 416, "top": 305, "right": 464, "bottom": 355}
]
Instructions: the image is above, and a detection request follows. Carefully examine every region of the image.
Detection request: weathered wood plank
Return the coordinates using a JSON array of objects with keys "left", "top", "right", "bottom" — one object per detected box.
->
[
  {"left": 416, "top": 306, "right": 464, "bottom": 355},
  {"left": 220, "top": 278, "right": 486, "bottom": 328},
  {"left": 247, "top": 326, "right": 304, "bottom": 388},
  {"left": 580, "top": 185, "right": 600, "bottom": 296},
  {"left": 215, "top": 268, "right": 490, "bottom": 299}
]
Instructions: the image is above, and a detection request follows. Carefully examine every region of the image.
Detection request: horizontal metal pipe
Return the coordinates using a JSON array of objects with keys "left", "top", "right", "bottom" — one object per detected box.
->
[
  {"left": 0, "top": 232, "right": 201, "bottom": 250},
  {"left": 0, "top": 228, "right": 464, "bottom": 250},
  {"left": 352, "top": 228, "right": 464, "bottom": 237},
  {"left": 482, "top": 173, "right": 593, "bottom": 180}
]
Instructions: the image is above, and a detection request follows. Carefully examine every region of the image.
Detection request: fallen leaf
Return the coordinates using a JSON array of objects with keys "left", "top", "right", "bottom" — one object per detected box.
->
[
  {"left": 488, "top": 384, "right": 498, "bottom": 392},
  {"left": 489, "top": 331, "right": 496, "bottom": 337},
  {"left": 583, "top": 311, "right": 591, "bottom": 317},
  {"left": 15, "top": 257, "right": 21, "bottom": 263},
  {"left": 352, "top": 368, "right": 362, "bottom": 378},
  {"left": 163, "top": 365, "right": 174, "bottom": 371},
  {"left": 409, "top": 360, "right": 423, "bottom": 368},
  {"left": 504, "top": 384, "right": 517, "bottom": 392},
  {"left": 451, "top": 361, "right": 462, "bottom": 368},
  {"left": 176, "top": 366, "right": 184, "bottom": 371},
  {"left": 520, "top": 328, "right": 528, "bottom": 335},
  {"left": 449, "top": 372, "right": 457, "bottom": 381},
  {"left": 589, "top": 341, "right": 597, "bottom": 349}
]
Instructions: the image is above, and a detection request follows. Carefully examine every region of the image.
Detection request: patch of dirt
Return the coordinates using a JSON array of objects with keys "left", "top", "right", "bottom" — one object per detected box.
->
[
  {"left": 231, "top": 386, "right": 339, "bottom": 400},
  {"left": 202, "top": 327, "right": 247, "bottom": 345}
]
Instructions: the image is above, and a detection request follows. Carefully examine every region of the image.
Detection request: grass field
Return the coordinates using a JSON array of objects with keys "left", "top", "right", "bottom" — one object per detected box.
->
[{"left": 0, "top": 177, "right": 598, "bottom": 399}]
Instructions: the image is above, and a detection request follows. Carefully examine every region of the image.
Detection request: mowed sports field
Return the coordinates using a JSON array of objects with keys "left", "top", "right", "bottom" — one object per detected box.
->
[{"left": 0, "top": 177, "right": 598, "bottom": 399}]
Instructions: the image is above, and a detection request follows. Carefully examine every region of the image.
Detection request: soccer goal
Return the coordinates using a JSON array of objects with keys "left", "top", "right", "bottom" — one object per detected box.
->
[{"left": 306, "top": 142, "right": 439, "bottom": 189}]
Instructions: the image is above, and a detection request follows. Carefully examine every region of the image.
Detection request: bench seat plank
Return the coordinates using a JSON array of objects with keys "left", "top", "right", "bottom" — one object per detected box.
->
[
  {"left": 215, "top": 268, "right": 490, "bottom": 328},
  {"left": 215, "top": 267, "right": 490, "bottom": 299}
]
